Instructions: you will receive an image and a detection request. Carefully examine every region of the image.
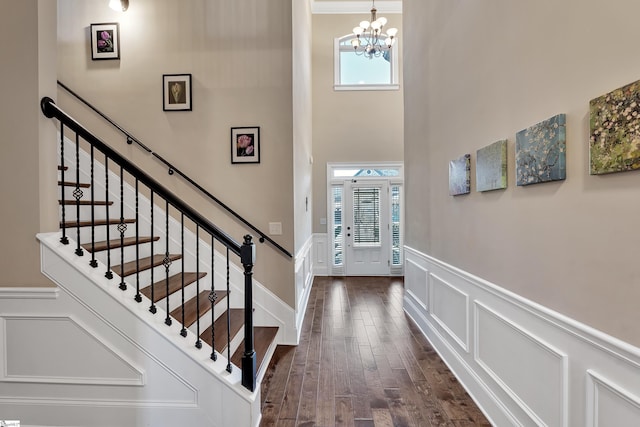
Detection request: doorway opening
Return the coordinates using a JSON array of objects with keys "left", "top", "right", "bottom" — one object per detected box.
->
[{"left": 327, "top": 163, "right": 403, "bottom": 276}]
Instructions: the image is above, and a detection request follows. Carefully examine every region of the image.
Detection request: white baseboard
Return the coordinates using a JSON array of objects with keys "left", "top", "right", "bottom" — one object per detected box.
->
[{"left": 404, "top": 245, "right": 640, "bottom": 427}]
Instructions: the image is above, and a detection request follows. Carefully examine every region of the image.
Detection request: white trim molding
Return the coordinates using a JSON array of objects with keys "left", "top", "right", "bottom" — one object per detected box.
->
[
  {"left": 311, "top": 1, "right": 402, "bottom": 15},
  {"left": 404, "top": 245, "right": 640, "bottom": 427}
]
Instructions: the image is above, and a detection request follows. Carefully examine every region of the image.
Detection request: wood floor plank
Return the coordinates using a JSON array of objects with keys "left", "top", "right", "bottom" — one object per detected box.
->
[{"left": 259, "top": 276, "right": 490, "bottom": 427}]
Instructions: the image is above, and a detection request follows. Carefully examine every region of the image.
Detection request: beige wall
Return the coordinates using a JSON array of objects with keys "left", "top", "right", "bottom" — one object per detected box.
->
[
  {"left": 57, "top": 0, "right": 296, "bottom": 305},
  {"left": 311, "top": 13, "right": 404, "bottom": 234},
  {"left": 404, "top": 0, "right": 640, "bottom": 346},
  {"left": 293, "top": 0, "right": 314, "bottom": 253},
  {"left": 0, "top": 0, "right": 57, "bottom": 287}
]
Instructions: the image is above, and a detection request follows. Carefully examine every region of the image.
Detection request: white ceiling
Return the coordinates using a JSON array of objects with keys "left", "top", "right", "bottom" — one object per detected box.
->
[{"left": 311, "top": 0, "right": 402, "bottom": 14}]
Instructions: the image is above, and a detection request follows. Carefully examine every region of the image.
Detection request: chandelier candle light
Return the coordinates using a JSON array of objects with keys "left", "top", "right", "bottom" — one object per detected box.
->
[{"left": 351, "top": 0, "right": 398, "bottom": 58}]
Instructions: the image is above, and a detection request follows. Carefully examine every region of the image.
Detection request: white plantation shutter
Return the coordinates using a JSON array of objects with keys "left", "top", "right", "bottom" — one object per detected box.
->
[{"left": 352, "top": 187, "right": 381, "bottom": 247}]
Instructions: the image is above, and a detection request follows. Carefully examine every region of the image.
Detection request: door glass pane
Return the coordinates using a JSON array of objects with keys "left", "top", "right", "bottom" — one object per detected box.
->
[
  {"left": 353, "top": 187, "right": 381, "bottom": 247},
  {"left": 391, "top": 185, "right": 402, "bottom": 266},
  {"left": 332, "top": 186, "right": 343, "bottom": 266}
]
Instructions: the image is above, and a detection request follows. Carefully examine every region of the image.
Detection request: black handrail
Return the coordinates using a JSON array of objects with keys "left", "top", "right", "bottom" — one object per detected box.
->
[
  {"left": 43, "top": 96, "right": 241, "bottom": 256},
  {"left": 57, "top": 80, "right": 293, "bottom": 259}
]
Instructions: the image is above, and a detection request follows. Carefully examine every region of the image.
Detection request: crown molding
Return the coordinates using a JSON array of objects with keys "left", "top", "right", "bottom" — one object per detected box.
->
[{"left": 311, "top": 1, "right": 402, "bottom": 15}]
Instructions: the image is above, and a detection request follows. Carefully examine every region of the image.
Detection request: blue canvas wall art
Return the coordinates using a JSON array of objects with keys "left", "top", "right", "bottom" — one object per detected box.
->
[{"left": 516, "top": 114, "right": 566, "bottom": 186}]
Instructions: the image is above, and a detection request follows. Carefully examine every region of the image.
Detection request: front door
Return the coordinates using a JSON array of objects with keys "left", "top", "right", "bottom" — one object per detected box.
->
[{"left": 344, "top": 180, "right": 390, "bottom": 275}]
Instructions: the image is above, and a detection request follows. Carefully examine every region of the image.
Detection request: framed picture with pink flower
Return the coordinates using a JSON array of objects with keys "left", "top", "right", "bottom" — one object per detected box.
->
[
  {"left": 90, "top": 23, "right": 120, "bottom": 60},
  {"left": 231, "top": 127, "right": 260, "bottom": 164}
]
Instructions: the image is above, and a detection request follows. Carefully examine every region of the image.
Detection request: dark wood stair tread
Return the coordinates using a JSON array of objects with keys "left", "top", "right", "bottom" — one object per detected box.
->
[
  {"left": 112, "top": 253, "right": 181, "bottom": 277},
  {"left": 231, "top": 326, "right": 279, "bottom": 372},
  {"left": 82, "top": 236, "right": 159, "bottom": 253},
  {"left": 200, "top": 308, "right": 244, "bottom": 353},
  {"left": 58, "top": 181, "right": 90, "bottom": 188},
  {"left": 59, "top": 199, "right": 114, "bottom": 206},
  {"left": 58, "top": 165, "right": 68, "bottom": 171},
  {"left": 61, "top": 218, "right": 136, "bottom": 228},
  {"left": 170, "top": 290, "right": 223, "bottom": 328},
  {"left": 140, "top": 271, "right": 207, "bottom": 302}
]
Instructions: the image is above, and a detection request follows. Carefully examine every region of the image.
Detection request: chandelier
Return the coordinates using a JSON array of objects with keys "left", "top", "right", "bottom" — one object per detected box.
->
[{"left": 351, "top": 0, "right": 398, "bottom": 59}]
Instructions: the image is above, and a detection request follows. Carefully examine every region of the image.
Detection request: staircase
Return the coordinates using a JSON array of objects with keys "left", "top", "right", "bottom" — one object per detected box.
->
[{"left": 37, "top": 97, "right": 280, "bottom": 426}]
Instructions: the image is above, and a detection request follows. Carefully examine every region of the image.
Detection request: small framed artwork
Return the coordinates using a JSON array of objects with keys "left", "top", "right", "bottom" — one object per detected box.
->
[
  {"left": 90, "top": 23, "right": 120, "bottom": 60},
  {"left": 231, "top": 127, "right": 260, "bottom": 164},
  {"left": 163, "top": 74, "right": 192, "bottom": 111}
]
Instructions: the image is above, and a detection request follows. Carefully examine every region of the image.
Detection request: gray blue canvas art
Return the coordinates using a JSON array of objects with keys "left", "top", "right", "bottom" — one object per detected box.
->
[
  {"left": 449, "top": 154, "right": 471, "bottom": 196},
  {"left": 476, "top": 140, "right": 507, "bottom": 192},
  {"left": 515, "top": 114, "right": 566, "bottom": 186}
]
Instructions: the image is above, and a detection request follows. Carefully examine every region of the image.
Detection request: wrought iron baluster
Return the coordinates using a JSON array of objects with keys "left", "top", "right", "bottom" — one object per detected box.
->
[
  {"left": 209, "top": 234, "right": 217, "bottom": 361},
  {"left": 149, "top": 192, "right": 156, "bottom": 314},
  {"left": 195, "top": 226, "right": 202, "bottom": 349},
  {"left": 104, "top": 156, "right": 113, "bottom": 279},
  {"left": 134, "top": 178, "right": 141, "bottom": 302},
  {"left": 164, "top": 199, "right": 172, "bottom": 326},
  {"left": 180, "top": 214, "right": 187, "bottom": 337},
  {"left": 226, "top": 247, "right": 232, "bottom": 373},
  {"left": 89, "top": 144, "right": 97, "bottom": 268},
  {"left": 59, "top": 124, "right": 68, "bottom": 245},
  {"left": 74, "top": 134, "right": 83, "bottom": 256},
  {"left": 118, "top": 167, "right": 127, "bottom": 290}
]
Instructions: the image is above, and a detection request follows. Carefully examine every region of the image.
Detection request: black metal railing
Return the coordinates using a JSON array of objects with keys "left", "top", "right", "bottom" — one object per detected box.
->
[
  {"left": 57, "top": 81, "right": 292, "bottom": 259},
  {"left": 43, "top": 97, "right": 257, "bottom": 391}
]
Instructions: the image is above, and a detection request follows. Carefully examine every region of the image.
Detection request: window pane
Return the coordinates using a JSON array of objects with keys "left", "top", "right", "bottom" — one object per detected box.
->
[
  {"left": 353, "top": 187, "right": 381, "bottom": 247},
  {"left": 340, "top": 51, "right": 391, "bottom": 85},
  {"left": 391, "top": 185, "right": 401, "bottom": 265},
  {"left": 332, "top": 186, "right": 343, "bottom": 266}
]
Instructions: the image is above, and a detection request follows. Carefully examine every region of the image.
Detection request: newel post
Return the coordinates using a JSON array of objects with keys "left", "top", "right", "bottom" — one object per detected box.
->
[{"left": 241, "top": 235, "right": 257, "bottom": 391}]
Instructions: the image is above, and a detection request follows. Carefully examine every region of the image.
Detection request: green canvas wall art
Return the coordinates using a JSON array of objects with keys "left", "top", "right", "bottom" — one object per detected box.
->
[
  {"left": 590, "top": 79, "right": 640, "bottom": 174},
  {"left": 476, "top": 140, "right": 507, "bottom": 192},
  {"left": 515, "top": 114, "right": 566, "bottom": 186},
  {"left": 449, "top": 154, "right": 471, "bottom": 196}
]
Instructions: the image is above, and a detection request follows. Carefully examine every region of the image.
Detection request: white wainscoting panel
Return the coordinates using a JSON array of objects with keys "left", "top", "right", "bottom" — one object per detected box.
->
[
  {"left": 294, "top": 234, "right": 315, "bottom": 343},
  {"left": 587, "top": 370, "right": 640, "bottom": 427},
  {"left": 404, "top": 245, "right": 640, "bottom": 427},
  {"left": 475, "top": 303, "right": 567, "bottom": 426},
  {"left": 313, "top": 233, "right": 328, "bottom": 276},
  {"left": 404, "top": 258, "right": 428, "bottom": 311},
  {"left": 3, "top": 316, "right": 143, "bottom": 386},
  {"left": 430, "top": 273, "right": 469, "bottom": 353}
]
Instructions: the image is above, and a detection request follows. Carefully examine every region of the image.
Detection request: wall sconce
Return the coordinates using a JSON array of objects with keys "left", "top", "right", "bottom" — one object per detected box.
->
[{"left": 109, "top": 0, "right": 129, "bottom": 12}]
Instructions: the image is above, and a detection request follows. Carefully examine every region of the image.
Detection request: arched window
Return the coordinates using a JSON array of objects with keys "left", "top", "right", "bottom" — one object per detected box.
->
[{"left": 334, "top": 34, "right": 399, "bottom": 91}]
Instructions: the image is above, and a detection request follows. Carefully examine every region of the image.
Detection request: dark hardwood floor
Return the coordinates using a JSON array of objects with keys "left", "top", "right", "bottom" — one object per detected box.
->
[{"left": 260, "top": 276, "right": 491, "bottom": 426}]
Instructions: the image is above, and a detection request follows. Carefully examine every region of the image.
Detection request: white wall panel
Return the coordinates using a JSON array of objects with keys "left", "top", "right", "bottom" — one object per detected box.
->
[
  {"left": 475, "top": 303, "right": 567, "bottom": 426},
  {"left": 404, "top": 258, "right": 428, "bottom": 311},
  {"left": 3, "top": 316, "right": 143, "bottom": 386},
  {"left": 587, "top": 370, "right": 640, "bottom": 427},
  {"left": 430, "top": 273, "right": 468, "bottom": 352},
  {"left": 404, "top": 245, "right": 640, "bottom": 427}
]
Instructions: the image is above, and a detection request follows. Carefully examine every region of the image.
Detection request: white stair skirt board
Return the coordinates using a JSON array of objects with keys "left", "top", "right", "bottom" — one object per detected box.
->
[
  {"left": 403, "top": 246, "right": 640, "bottom": 427},
  {"left": 0, "top": 233, "right": 259, "bottom": 427}
]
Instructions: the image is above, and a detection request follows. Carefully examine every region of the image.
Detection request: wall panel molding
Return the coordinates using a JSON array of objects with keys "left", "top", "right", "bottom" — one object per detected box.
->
[
  {"left": 429, "top": 273, "right": 469, "bottom": 352},
  {"left": 474, "top": 302, "right": 568, "bottom": 426},
  {"left": 587, "top": 370, "right": 640, "bottom": 427},
  {"left": 404, "top": 245, "right": 640, "bottom": 426},
  {"left": 2, "top": 315, "right": 144, "bottom": 386}
]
